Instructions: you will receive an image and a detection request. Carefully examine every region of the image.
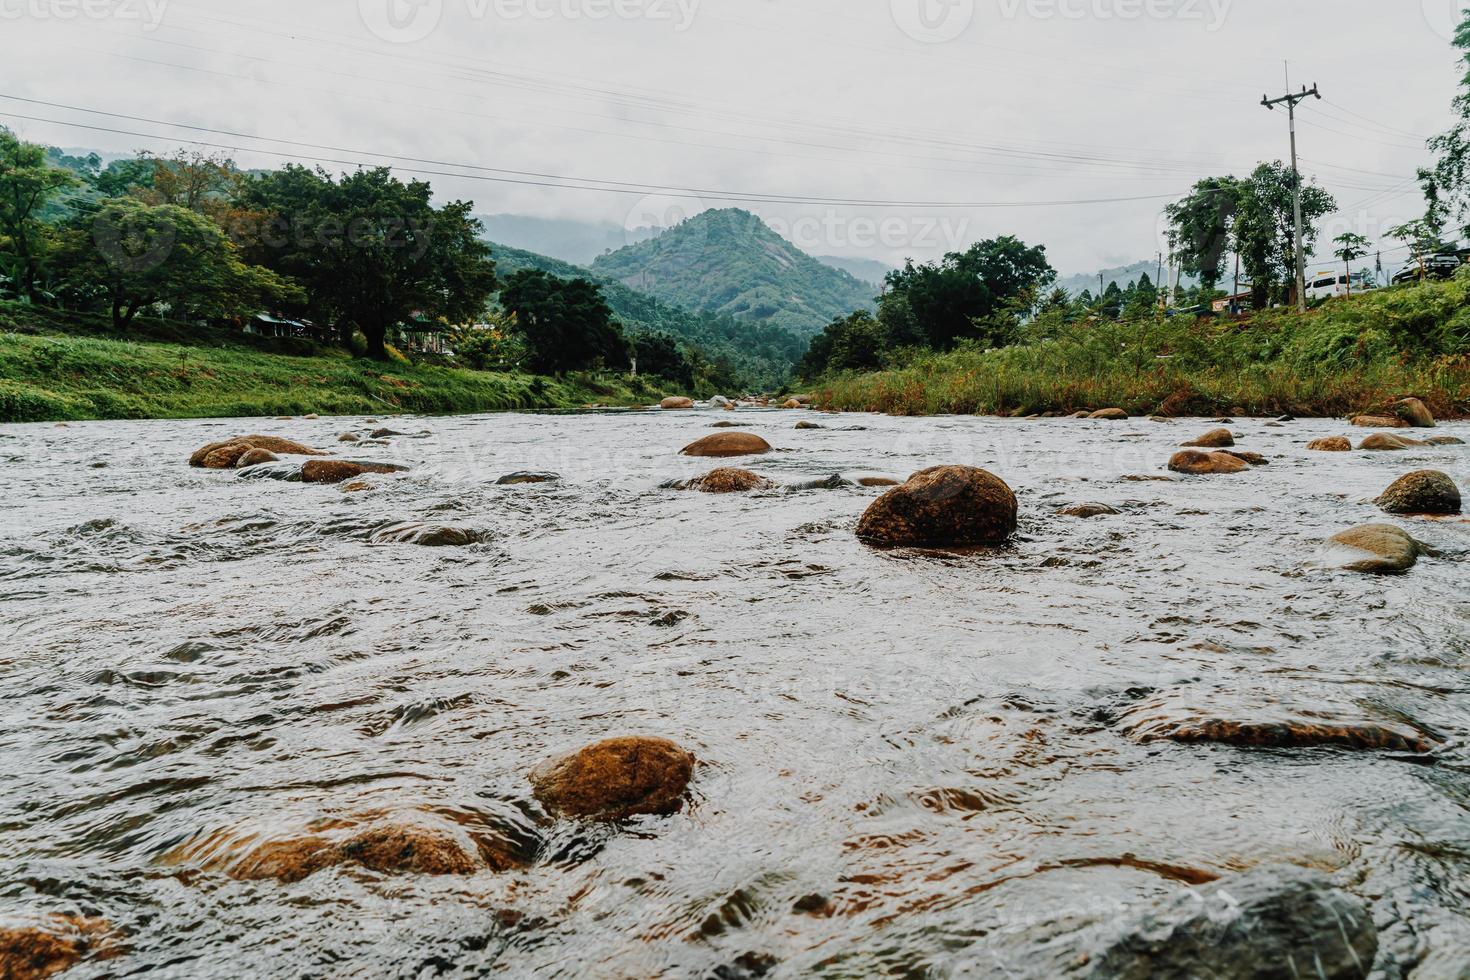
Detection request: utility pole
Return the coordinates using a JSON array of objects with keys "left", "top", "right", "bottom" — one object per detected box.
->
[{"left": 1261, "top": 82, "right": 1321, "bottom": 313}]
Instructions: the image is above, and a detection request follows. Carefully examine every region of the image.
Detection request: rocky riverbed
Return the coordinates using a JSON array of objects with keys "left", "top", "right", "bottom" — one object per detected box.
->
[{"left": 1, "top": 408, "right": 1467, "bottom": 978}]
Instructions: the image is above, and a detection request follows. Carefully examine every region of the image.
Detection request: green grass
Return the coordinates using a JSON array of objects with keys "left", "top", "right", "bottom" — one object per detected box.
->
[
  {"left": 812, "top": 280, "right": 1470, "bottom": 419},
  {"left": 0, "top": 303, "right": 669, "bottom": 423}
]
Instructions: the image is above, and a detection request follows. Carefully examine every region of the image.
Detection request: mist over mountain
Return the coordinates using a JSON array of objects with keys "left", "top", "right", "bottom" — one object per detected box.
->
[
  {"left": 590, "top": 209, "right": 877, "bottom": 337},
  {"left": 475, "top": 214, "right": 658, "bottom": 266},
  {"left": 1056, "top": 259, "right": 1199, "bottom": 297},
  {"left": 814, "top": 255, "right": 893, "bottom": 287}
]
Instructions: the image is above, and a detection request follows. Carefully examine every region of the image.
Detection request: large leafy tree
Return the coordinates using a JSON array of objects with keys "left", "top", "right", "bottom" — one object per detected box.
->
[
  {"left": 499, "top": 269, "right": 629, "bottom": 374},
  {"left": 0, "top": 128, "right": 79, "bottom": 300},
  {"left": 1424, "top": 9, "right": 1470, "bottom": 237},
  {"left": 53, "top": 198, "right": 299, "bottom": 329},
  {"left": 881, "top": 236, "right": 1054, "bottom": 351},
  {"left": 1164, "top": 177, "right": 1241, "bottom": 292},
  {"left": 240, "top": 166, "right": 497, "bottom": 360}
]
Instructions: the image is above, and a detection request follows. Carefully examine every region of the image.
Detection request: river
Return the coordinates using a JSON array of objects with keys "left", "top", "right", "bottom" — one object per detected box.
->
[{"left": 1, "top": 409, "right": 1467, "bottom": 978}]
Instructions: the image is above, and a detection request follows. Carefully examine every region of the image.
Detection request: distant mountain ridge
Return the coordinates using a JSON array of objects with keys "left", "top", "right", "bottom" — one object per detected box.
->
[
  {"left": 814, "top": 255, "right": 892, "bottom": 287},
  {"left": 475, "top": 214, "right": 657, "bottom": 266},
  {"left": 1056, "top": 260, "right": 1198, "bottom": 297},
  {"left": 590, "top": 209, "right": 877, "bottom": 337}
]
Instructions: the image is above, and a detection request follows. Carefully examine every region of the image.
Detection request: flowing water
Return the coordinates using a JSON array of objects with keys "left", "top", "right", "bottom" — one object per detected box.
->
[{"left": 2, "top": 410, "right": 1469, "bottom": 978}]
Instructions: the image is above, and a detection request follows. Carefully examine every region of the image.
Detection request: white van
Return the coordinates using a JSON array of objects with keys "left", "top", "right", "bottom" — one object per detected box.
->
[{"left": 1305, "top": 271, "right": 1374, "bottom": 302}]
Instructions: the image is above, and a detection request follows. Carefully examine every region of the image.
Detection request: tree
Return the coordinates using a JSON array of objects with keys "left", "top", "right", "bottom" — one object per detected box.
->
[
  {"left": 1236, "top": 161, "right": 1337, "bottom": 307},
  {"left": 882, "top": 236, "right": 1054, "bottom": 350},
  {"left": 1424, "top": 8, "right": 1470, "bottom": 237},
  {"left": 240, "top": 166, "right": 497, "bottom": 360},
  {"left": 53, "top": 198, "right": 299, "bottom": 330},
  {"left": 499, "top": 269, "right": 629, "bottom": 374},
  {"left": 0, "top": 128, "right": 79, "bottom": 300},
  {"left": 631, "top": 331, "right": 692, "bottom": 386},
  {"left": 1387, "top": 220, "right": 1442, "bottom": 282},
  {"left": 1164, "top": 177, "right": 1241, "bottom": 292},
  {"left": 1332, "top": 232, "right": 1370, "bottom": 296}
]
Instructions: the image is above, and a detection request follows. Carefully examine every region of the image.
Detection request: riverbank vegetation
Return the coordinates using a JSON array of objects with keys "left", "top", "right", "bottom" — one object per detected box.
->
[
  {"left": 0, "top": 302, "right": 665, "bottom": 423},
  {"left": 810, "top": 278, "right": 1470, "bottom": 418}
]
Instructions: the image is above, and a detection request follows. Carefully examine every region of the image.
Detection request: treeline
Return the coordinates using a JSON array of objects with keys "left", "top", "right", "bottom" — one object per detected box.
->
[{"left": 0, "top": 132, "right": 773, "bottom": 391}]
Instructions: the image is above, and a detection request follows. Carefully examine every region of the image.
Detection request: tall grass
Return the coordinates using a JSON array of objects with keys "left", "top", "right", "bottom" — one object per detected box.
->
[
  {"left": 815, "top": 281, "right": 1470, "bottom": 419},
  {"left": 0, "top": 306, "right": 667, "bottom": 423}
]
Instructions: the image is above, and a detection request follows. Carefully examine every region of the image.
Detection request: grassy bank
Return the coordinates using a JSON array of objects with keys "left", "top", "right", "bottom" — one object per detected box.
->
[
  {"left": 0, "top": 303, "right": 668, "bottom": 423},
  {"left": 813, "top": 280, "right": 1470, "bottom": 419}
]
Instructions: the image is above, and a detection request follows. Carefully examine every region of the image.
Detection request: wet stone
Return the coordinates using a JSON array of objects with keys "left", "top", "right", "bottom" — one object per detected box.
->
[
  {"left": 530, "top": 736, "right": 695, "bottom": 820},
  {"left": 1378, "top": 470, "right": 1461, "bottom": 516},
  {"left": 856, "top": 466, "right": 1017, "bottom": 548}
]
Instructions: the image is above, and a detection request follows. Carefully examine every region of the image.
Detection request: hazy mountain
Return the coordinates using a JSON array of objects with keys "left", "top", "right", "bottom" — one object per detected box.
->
[
  {"left": 476, "top": 214, "right": 658, "bottom": 266},
  {"left": 590, "top": 209, "right": 876, "bottom": 337},
  {"left": 815, "top": 255, "right": 892, "bottom": 287},
  {"left": 1056, "top": 260, "right": 1198, "bottom": 297},
  {"left": 486, "top": 240, "right": 805, "bottom": 389}
]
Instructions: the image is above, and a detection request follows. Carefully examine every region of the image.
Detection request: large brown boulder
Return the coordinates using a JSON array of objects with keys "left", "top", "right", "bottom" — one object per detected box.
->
[
  {"left": 1182, "top": 427, "right": 1234, "bottom": 448},
  {"left": 781, "top": 398, "right": 803, "bottom": 409},
  {"left": 1307, "top": 436, "right": 1351, "bottom": 452},
  {"left": 660, "top": 396, "right": 695, "bottom": 410},
  {"left": 530, "top": 736, "right": 696, "bottom": 820},
  {"left": 0, "top": 915, "right": 121, "bottom": 980},
  {"left": 1089, "top": 408, "right": 1128, "bottom": 420},
  {"left": 675, "top": 468, "right": 774, "bottom": 494},
  {"left": 1395, "top": 397, "right": 1436, "bottom": 428},
  {"left": 1378, "top": 470, "right": 1462, "bottom": 515},
  {"left": 189, "top": 435, "right": 325, "bottom": 468},
  {"left": 680, "top": 432, "right": 772, "bottom": 458},
  {"left": 235, "top": 448, "right": 280, "bottom": 468},
  {"left": 1360, "top": 433, "right": 1427, "bottom": 451},
  {"left": 301, "top": 460, "right": 408, "bottom": 485},
  {"left": 1352, "top": 415, "right": 1408, "bottom": 429},
  {"left": 1322, "top": 524, "right": 1423, "bottom": 574},
  {"left": 855, "top": 466, "right": 1017, "bottom": 548},
  {"left": 1168, "top": 450, "right": 1247, "bottom": 475}
]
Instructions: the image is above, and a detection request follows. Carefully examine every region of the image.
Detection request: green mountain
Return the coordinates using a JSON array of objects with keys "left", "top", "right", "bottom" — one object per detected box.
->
[
  {"left": 1057, "top": 260, "right": 1198, "bottom": 298},
  {"left": 590, "top": 209, "right": 877, "bottom": 337},
  {"left": 487, "top": 240, "right": 806, "bottom": 390},
  {"left": 815, "top": 255, "right": 892, "bottom": 287}
]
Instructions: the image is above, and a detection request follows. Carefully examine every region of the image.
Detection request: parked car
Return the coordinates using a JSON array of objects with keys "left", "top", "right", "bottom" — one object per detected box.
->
[
  {"left": 1393, "top": 254, "right": 1463, "bottom": 284},
  {"left": 1305, "top": 271, "right": 1375, "bottom": 302}
]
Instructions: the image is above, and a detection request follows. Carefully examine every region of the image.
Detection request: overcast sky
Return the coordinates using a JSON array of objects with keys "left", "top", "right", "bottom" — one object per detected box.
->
[{"left": 0, "top": 0, "right": 1461, "bottom": 276}]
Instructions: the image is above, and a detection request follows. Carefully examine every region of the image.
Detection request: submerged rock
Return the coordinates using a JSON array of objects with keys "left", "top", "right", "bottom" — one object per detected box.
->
[
  {"left": 856, "top": 466, "right": 1017, "bottom": 548},
  {"left": 496, "top": 472, "right": 560, "bottom": 486},
  {"left": 1219, "top": 450, "right": 1268, "bottom": 466},
  {"left": 660, "top": 396, "right": 695, "bottom": 410},
  {"left": 1378, "top": 470, "right": 1461, "bottom": 516},
  {"left": 1426, "top": 435, "right": 1466, "bottom": 446},
  {"left": 190, "top": 435, "right": 325, "bottom": 468},
  {"left": 1168, "top": 450, "right": 1247, "bottom": 475},
  {"left": 1055, "top": 866, "right": 1377, "bottom": 980},
  {"left": 301, "top": 460, "right": 409, "bottom": 485},
  {"left": 786, "top": 474, "right": 857, "bottom": 491},
  {"left": 530, "top": 736, "right": 696, "bottom": 820},
  {"left": 228, "top": 815, "right": 511, "bottom": 883},
  {"left": 795, "top": 421, "right": 824, "bottom": 430},
  {"left": 1352, "top": 415, "right": 1408, "bottom": 429},
  {"left": 671, "top": 468, "right": 775, "bottom": 494},
  {"left": 1321, "top": 525, "right": 1423, "bottom": 574},
  {"left": 369, "top": 523, "right": 488, "bottom": 547},
  {"left": 1360, "top": 433, "right": 1426, "bottom": 452},
  {"left": 782, "top": 398, "right": 803, "bottom": 409},
  {"left": 709, "top": 420, "right": 740, "bottom": 429},
  {"left": 234, "top": 461, "right": 304, "bottom": 482},
  {"left": 857, "top": 477, "right": 902, "bottom": 488},
  {"left": 1089, "top": 408, "right": 1128, "bottom": 421},
  {"left": 1396, "top": 397, "right": 1436, "bottom": 428},
  {"left": 0, "top": 915, "right": 122, "bottom": 980},
  {"left": 1119, "top": 691, "right": 1433, "bottom": 752},
  {"left": 1307, "top": 436, "right": 1352, "bottom": 452},
  {"left": 1059, "top": 503, "right": 1119, "bottom": 518},
  {"left": 680, "top": 432, "right": 772, "bottom": 458},
  {"left": 1181, "top": 428, "right": 1234, "bottom": 448}
]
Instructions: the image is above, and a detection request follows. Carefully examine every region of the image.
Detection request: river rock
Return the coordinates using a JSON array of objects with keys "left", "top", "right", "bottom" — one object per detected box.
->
[
  {"left": 674, "top": 468, "right": 774, "bottom": 494},
  {"left": 1120, "top": 691, "right": 1433, "bottom": 752},
  {"left": 856, "top": 466, "right": 1018, "bottom": 548},
  {"left": 230, "top": 817, "right": 491, "bottom": 883},
  {"left": 190, "top": 435, "right": 326, "bottom": 468},
  {"left": 369, "top": 428, "right": 405, "bottom": 439},
  {"left": 1352, "top": 415, "right": 1408, "bottom": 429},
  {"left": 1059, "top": 503, "right": 1119, "bottom": 518},
  {"left": 369, "top": 523, "right": 488, "bottom": 547},
  {"left": 235, "top": 448, "right": 280, "bottom": 468},
  {"left": 1395, "top": 397, "right": 1436, "bottom": 428},
  {"left": 709, "top": 395, "right": 732, "bottom": 408},
  {"left": 301, "top": 460, "right": 409, "bottom": 485},
  {"left": 529, "top": 736, "right": 696, "bottom": 820},
  {"left": 795, "top": 421, "right": 824, "bottom": 430},
  {"left": 1360, "top": 433, "right": 1426, "bottom": 451},
  {"left": 786, "top": 474, "right": 857, "bottom": 491},
  {"left": 1070, "top": 410, "right": 1092, "bottom": 419},
  {"left": 1219, "top": 450, "right": 1269, "bottom": 466},
  {"left": 782, "top": 398, "right": 803, "bottom": 409},
  {"left": 234, "top": 461, "right": 305, "bottom": 482},
  {"left": 857, "top": 477, "right": 902, "bottom": 488},
  {"left": 1089, "top": 408, "right": 1128, "bottom": 420},
  {"left": 0, "top": 915, "right": 122, "bottom": 980},
  {"left": 1322, "top": 525, "right": 1423, "bottom": 574},
  {"left": 681, "top": 432, "right": 772, "bottom": 458},
  {"left": 338, "top": 432, "right": 360, "bottom": 443},
  {"left": 1182, "top": 428, "right": 1234, "bottom": 448},
  {"left": 660, "top": 396, "right": 694, "bottom": 410},
  {"left": 1307, "top": 436, "right": 1352, "bottom": 452},
  {"left": 1378, "top": 470, "right": 1461, "bottom": 515},
  {"left": 1426, "top": 435, "right": 1466, "bottom": 446},
  {"left": 1055, "top": 866, "right": 1378, "bottom": 980},
  {"left": 1168, "top": 450, "right": 1247, "bottom": 475},
  {"left": 709, "top": 420, "right": 740, "bottom": 428},
  {"left": 496, "top": 472, "right": 560, "bottom": 486}
]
